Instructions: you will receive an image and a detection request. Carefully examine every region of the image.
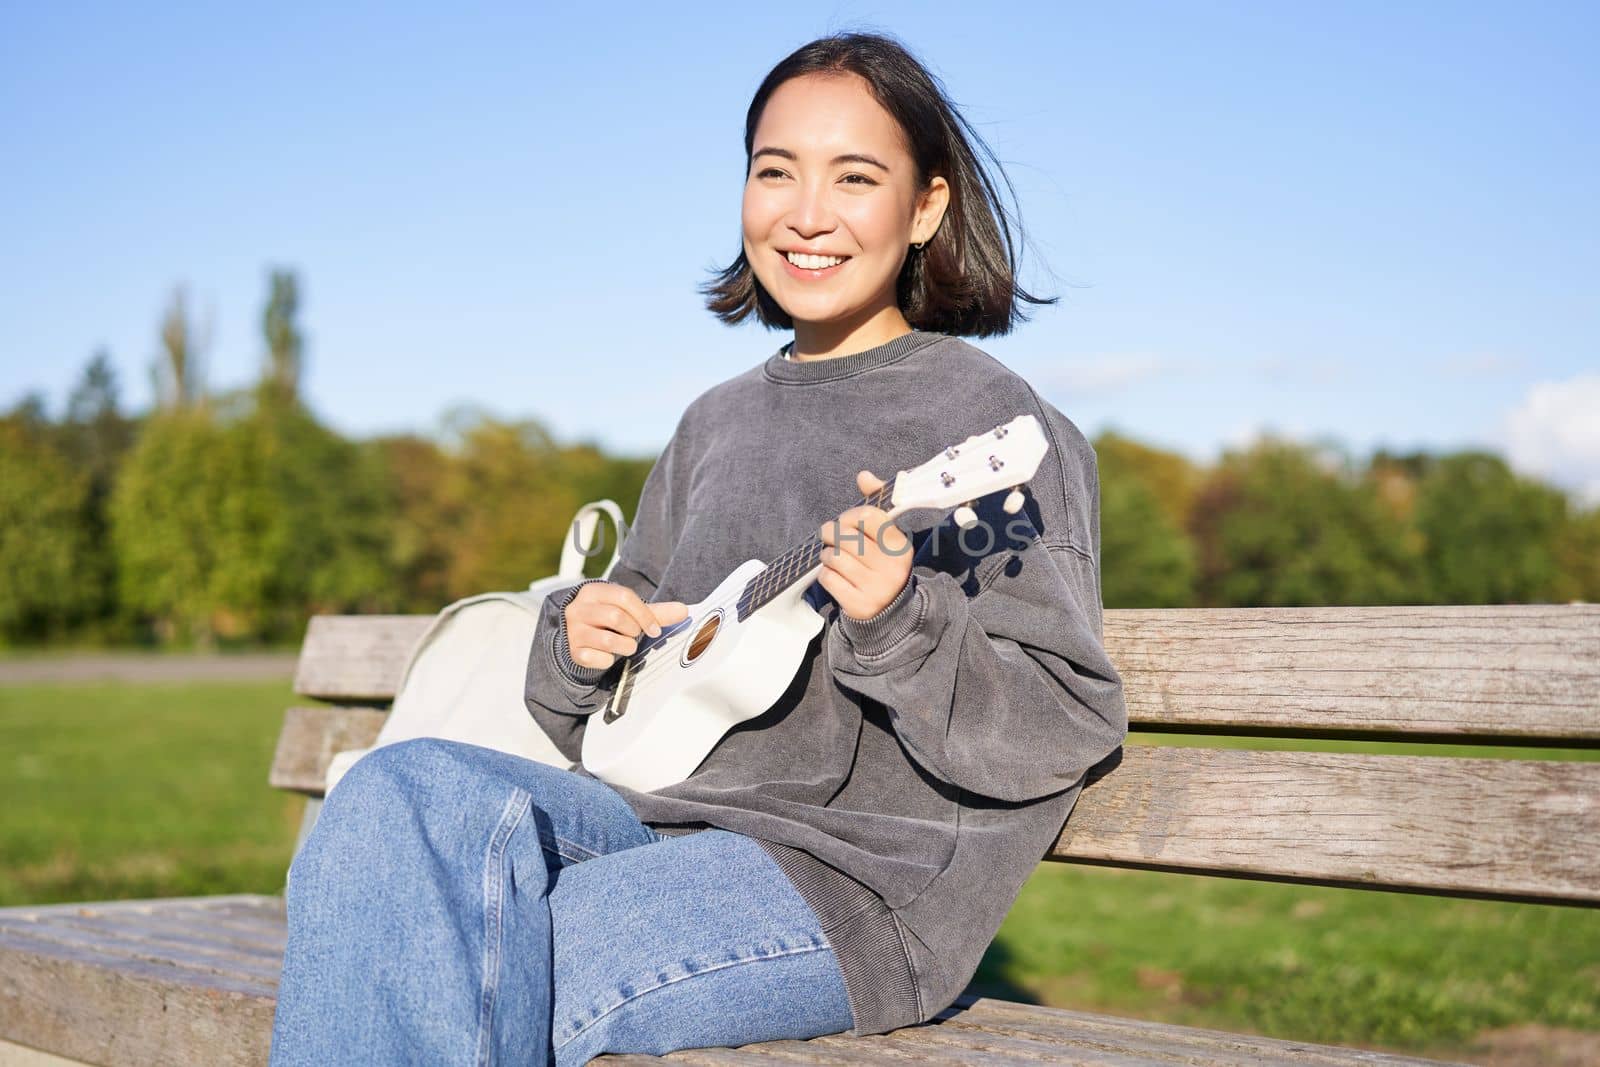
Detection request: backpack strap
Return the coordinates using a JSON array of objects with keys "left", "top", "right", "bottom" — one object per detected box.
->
[{"left": 555, "top": 499, "right": 627, "bottom": 582}]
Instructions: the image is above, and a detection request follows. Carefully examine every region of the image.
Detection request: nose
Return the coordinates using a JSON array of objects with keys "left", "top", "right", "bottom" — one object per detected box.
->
[{"left": 785, "top": 175, "right": 837, "bottom": 240}]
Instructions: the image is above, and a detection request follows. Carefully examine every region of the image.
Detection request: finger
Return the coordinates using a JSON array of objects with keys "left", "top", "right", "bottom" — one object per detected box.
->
[
  {"left": 876, "top": 517, "right": 910, "bottom": 555},
  {"left": 573, "top": 624, "right": 639, "bottom": 660},
  {"left": 647, "top": 601, "right": 689, "bottom": 628},
  {"left": 821, "top": 542, "right": 874, "bottom": 583},
  {"left": 570, "top": 646, "right": 616, "bottom": 671},
  {"left": 842, "top": 509, "right": 907, "bottom": 553},
  {"left": 821, "top": 508, "right": 891, "bottom": 552},
  {"left": 856, "top": 469, "right": 886, "bottom": 495},
  {"left": 815, "top": 567, "right": 866, "bottom": 616},
  {"left": 586, "top": 582, "right": 665, "bottom": 638}
]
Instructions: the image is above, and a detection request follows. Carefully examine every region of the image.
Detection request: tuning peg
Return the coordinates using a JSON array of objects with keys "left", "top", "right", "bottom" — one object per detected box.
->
[
  {"left": 1003, "top": 486, "right": 1026, "bottom": 514},
  {"left": 953, "top": 503, "right": 979, "bottom": 529}
]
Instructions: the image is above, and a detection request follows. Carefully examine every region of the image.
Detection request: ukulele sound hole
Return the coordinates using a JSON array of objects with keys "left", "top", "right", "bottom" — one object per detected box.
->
[{"left": 682, "top": 610, "right": 722, "bottom": 666}]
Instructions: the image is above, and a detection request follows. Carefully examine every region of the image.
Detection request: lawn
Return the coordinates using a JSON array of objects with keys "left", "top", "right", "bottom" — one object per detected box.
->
[{"left": 1, "top": 677, "right": 1595, "bottom": 1062}]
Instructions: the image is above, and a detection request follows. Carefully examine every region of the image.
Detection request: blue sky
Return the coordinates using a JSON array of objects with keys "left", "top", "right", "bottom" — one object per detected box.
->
[{"left": 3, "top": 2, "right": 1596, "bottom": 502}]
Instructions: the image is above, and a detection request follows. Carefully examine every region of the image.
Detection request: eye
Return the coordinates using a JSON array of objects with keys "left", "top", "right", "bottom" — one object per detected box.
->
[
  {"left": 841, "top": 173, "right": 876, "bottom": 185},
  {"left": 756, "top": 167, "right": 786, "bottom": 179}
]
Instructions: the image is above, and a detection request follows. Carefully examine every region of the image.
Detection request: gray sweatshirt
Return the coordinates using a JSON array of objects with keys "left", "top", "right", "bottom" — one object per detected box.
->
[{"left": 523, "top": 330, "right": 1128, "bottom": 1036}]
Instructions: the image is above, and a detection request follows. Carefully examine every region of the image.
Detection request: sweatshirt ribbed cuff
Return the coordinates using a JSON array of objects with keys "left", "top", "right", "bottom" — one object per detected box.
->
[
  {"left": 550, "top": 579, "right": 611, "bottom": 688},
  {"left": 836, "top": 574, "right": 923, "bottom": 659}
]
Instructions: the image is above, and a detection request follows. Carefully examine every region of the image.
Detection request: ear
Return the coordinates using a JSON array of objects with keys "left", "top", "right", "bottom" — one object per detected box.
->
[{"left": 912, "top": 175, "right": 951, "bottom": 245}]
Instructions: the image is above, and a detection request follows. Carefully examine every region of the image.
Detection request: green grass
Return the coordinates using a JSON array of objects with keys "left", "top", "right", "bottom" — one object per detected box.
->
[
  {"left": 1, "top": 677, "right": 1595, "bottom": 1060},
  {"left": 983, "top": 864, "right": 1600, "bottom": 1058},
  {"left": 0, "top": 680, "right": 305, "bottom": 905}
]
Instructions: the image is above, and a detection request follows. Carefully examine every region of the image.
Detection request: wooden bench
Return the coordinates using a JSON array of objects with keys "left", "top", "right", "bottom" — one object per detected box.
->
[{"left": 3, "top": 604, "right": 1595, "bottom": 1065}]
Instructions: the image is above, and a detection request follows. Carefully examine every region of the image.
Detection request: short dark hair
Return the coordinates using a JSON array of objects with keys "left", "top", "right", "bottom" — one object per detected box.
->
[{"left": 700, "top": 31, "right": 1056, "bottom": 337}]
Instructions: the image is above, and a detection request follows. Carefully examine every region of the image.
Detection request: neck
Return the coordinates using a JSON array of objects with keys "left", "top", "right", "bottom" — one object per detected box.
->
[
  {"left": 735, "top": 474, "right": 901, "bottom": 620},
  {"left": 790, "top": 305, "right": 913, "bottom": 361}
]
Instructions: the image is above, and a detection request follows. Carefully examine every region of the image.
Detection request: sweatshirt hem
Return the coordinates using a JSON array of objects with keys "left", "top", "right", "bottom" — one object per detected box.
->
[{"left": 754, "top": 839, "right": 923, "bottom": 1036}]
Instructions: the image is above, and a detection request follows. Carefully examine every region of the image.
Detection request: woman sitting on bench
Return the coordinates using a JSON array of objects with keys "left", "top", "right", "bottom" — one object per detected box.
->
[{"left": 269, "top": 30, "right": 1127, "bottom": 1066}]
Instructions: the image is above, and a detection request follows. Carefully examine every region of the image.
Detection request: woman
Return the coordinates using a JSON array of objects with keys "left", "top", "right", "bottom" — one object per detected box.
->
[{"left": 270, "top": 30, "right": 1127, "bottom": 1066}]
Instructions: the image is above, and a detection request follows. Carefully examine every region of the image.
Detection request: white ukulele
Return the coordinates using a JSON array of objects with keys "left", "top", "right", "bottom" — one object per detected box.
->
[{"left": 580, "top": 414, "right": 1051, "bottom": 793}]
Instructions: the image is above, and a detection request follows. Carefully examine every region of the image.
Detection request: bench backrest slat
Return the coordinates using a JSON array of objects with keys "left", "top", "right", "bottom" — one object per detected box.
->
[
  {"left": 293, "top": 606, "right": 1600, "bottom": 743},
  {"left": 268, "top": 706, "right": 1600, "bottom": 906},
  {"left": 292, "top": 615, "right": 431, "bottom": 704},
  {"left": 1055, "top": 746, "right": 1599, "bottom": 906}
]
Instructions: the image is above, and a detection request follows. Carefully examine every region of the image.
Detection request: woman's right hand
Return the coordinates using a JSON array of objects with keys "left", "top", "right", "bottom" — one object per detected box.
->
[{"left": 563, "top": 582, "right": 689, "bottom": 671}]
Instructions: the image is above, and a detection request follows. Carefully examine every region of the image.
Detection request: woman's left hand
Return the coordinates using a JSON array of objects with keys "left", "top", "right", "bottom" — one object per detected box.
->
[{"left": 817, "top": 469, "right": 914, "bottom": 621}]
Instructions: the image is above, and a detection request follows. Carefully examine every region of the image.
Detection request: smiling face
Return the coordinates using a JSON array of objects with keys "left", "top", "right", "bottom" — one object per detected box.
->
[{"left": 741, "top": 72, "right": 948, "bottom": 356}]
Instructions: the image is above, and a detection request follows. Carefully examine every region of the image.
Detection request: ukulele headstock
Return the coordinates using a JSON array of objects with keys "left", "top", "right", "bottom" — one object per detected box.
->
[{"left": 888, "top": 415, "right": 1049, "bottom": 516}]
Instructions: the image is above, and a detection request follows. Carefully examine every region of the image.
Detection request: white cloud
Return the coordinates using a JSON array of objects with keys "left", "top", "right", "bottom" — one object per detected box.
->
[{"left": 1501, "top": 373, "right": 1600, "bottom": 507}]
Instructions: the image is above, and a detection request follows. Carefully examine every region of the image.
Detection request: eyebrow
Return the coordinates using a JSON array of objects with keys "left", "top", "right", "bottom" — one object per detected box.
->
[{"left": 751, "top": 146, "right": 890, "bottom": 172}]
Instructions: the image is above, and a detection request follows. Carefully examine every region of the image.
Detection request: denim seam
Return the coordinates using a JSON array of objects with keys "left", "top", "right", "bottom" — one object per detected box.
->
[
  {"left": 476, "top": 787, "right": 532, "bottom": 1067},
  {"left": 544, "top": 832, "right": 602, "bottom": 863},
  {"left": 552, "top": 940, "right": 833, "bottom": 1052}
]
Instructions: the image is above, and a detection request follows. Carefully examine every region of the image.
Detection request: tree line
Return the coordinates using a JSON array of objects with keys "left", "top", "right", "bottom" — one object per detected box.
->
[{"left": 2, "top": 270, "right": 1595, "bottom": 646}]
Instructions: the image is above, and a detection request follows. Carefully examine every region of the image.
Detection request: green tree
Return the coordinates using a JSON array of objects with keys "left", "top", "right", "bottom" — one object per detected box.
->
[
  {"left": 109, "top": 410, "right": 230, "bottom": 642},
  {"left": 152, "top": 285, "right": 209, "bottom": 411},
  {"left": 375, "top": 433, "right": 460, "bottom": 611},
  {"left": 1413, "top": 452, "right": 1570, "bottom": 604},
  {"left": 111, "top": 401, "right": 395, "bottom": 644},
  {"left": 260, "top": 268, "right": 303, "bottom": 407},
  {"left": 1094, "top": 427, "right": 1202, "bottom": 533},
  {"left": 1189, "top": 438, "right": 1424, "bottom": 607},
  {"left": 0, "top": 414, "right": 100, "bottom": 642},
  {"left": 1093, "top": 430, "right": 1199, "bottom": 608},
  {"left": 441, "top": 409, "right": 582, "bottom": 594},
  {"left": 1099, "top": 472, "right": 1197, "bottom": 608},
  {"left": 57, "top": 351, "right": 137, "bottom": 633},
  {"left": 1552, "top": 501, "right": 1600, "bottom": 602}
]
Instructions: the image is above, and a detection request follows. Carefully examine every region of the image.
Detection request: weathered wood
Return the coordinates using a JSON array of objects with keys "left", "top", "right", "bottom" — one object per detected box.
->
[
  {"left": 268, "top": 707, "right": 1600, "bottom": 905},
  {"left": 292, "top": 615, "right": 431, "bottom": 702},
  {"left": 582, "top": 994, "right": 1463, "bottom": 1063},
  {"left": 21, "top": 916, "right": 282, "bottom": 982},
  {"left": 0, "top": 895, "right": 1471, "bottom": 1066},
  {"left": 0, "top": 1035, "right": 94, "bottom": 1065},
  {"left": 291, "top": 605, "right": 1600, "bottom": 743},
  {"left": 267, "top": 706, "right": 387, "bottom": 793},
  {"left": 1108, "top": 604, "right": 1599, "bottom": 745},
  {"left": 0, "top": 927, "right": 276, "bottom": 1067},
  {"left": 0, "top": 898, "right": 283, "bottom": 1067},
  {"left": 1050, "top": 745, "right": 1600, "bottom": 905},
  {"left": 926, "top": 995, "right": 1460, "bottom": 1064},
  {"left": 46, "top": 904, "right": 285, "bottom": 956}
]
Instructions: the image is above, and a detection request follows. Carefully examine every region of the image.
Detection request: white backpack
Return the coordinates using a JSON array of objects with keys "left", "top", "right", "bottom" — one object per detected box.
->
[{"left": 320, "top": 499, "right": 627, "bottom": 797}]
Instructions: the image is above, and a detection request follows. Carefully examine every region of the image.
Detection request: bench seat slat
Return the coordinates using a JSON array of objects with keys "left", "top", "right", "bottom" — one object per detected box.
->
[
  {"left": 291, "top": 606, "right": 1600, "bottom": 743},
  {"left": 0, "top": 926, "right": 277, "bottom": 1067},
  {"left": 41, "top": 913, "right": 284, "bottom": 975},
  {"left": 921, "top": 996, "right": 1455, "bottom": 1065},
  {"left": 1, "top": 897, "right": 1467, "bottom": 1066}
]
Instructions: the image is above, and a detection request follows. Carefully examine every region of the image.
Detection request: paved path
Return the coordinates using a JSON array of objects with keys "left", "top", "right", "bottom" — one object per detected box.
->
[{"left": 0, "top": 652, "right": 298, "bottom": 685}]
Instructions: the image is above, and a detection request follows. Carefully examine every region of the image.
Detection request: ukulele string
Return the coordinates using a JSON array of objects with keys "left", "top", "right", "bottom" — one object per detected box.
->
[{"left": 610, "top": 480, "right": 898, "bottom": 693}]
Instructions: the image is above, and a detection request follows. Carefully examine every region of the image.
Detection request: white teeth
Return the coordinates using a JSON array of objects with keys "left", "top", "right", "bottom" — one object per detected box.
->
[{"left": 785, "top": 251, "right": 847, "bottom": 270}]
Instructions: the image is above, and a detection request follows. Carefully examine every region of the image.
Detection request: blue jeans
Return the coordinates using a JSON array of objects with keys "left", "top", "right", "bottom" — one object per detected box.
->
[{"left": 269, "top": 738, "right": 855, "bottom": 1066}]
